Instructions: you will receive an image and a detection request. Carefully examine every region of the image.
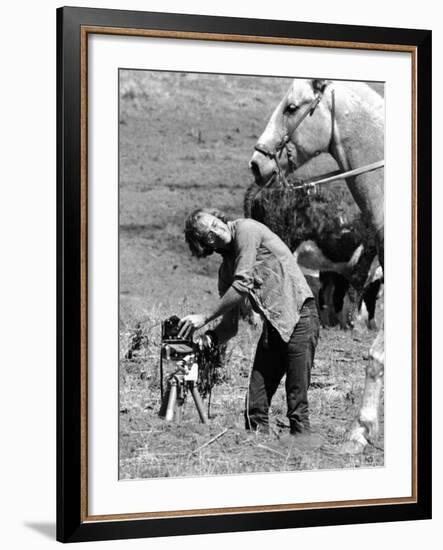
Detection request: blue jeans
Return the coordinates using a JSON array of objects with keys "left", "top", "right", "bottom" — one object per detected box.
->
[{"left": 245, "top": 298, "right": 319, "bottom": 433}]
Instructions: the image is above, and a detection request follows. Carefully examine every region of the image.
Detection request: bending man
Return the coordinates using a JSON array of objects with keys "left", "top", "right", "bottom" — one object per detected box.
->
[{"left": 178, "top": 209, "right": 319, "bottom": 436}]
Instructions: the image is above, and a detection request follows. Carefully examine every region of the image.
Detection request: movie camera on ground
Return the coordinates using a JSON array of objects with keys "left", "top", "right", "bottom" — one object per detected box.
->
[{"left": 158, "top": 316, "right": 209, "bottom": 423}]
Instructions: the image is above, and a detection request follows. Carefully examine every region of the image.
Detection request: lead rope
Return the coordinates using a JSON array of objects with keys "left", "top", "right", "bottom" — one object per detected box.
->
[{"left": 275, "top": 146, "right": 290, "bottom": 188}]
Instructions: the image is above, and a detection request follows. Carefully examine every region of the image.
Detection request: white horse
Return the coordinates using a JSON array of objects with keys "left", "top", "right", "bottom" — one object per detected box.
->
[{"left": 250, "top": 79, "right": 384, "bottom": 452}]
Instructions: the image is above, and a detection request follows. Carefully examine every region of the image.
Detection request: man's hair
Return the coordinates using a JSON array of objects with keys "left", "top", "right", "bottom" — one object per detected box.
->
[{"left": 184, "top": 208, "right": 230, "bottom": 258}]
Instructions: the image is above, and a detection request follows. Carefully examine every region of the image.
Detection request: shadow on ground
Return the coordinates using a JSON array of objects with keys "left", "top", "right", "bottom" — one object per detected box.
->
[{"left": 24, "top": 522, "right": 56, "bottom": 540}]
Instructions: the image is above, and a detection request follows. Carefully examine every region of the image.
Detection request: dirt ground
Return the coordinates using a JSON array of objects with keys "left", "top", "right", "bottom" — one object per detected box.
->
[{"left": 118, "top": 70, "right": 384, "bottom": 480}]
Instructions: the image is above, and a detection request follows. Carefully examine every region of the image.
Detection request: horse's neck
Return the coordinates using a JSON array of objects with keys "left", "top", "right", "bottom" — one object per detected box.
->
[
  {"left": 329, "top": 87, "right": 384, "bottom": 171},
  {"left": 328, "top": 85, "right": 384, "bottom": 234}
]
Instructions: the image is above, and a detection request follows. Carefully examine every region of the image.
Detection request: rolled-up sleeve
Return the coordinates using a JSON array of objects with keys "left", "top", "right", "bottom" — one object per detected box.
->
[{"left": 231, "top": 220, "right": 261, "bottom": 294}]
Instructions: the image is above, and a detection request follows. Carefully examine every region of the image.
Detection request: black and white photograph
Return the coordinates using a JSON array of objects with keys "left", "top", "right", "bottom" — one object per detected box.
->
[{"left": 118, "top": 69, "right": 385, "bottom": 480}]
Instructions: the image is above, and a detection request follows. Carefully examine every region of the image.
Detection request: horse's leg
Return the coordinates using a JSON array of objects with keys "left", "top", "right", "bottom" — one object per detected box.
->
[
  {"left": 353, "top": 285, "right": 376, "bottom": 331},
  {"left": 318, "top": 273, "right": 328, "bottom": 327},
  {"left": 319, "top": 273, "right": 337, "bottom": 327},
  {"left": 332, "top": 275, "right": 350, "bottom": 329},
  {"left": 342, "top": 323, "right": 384, "bottom": 453},
  {"left": 363, "top": 279, "right": 381, "bottom": 330},
  {"left": 341, "top": 229, "right": 385, "bottom": 453}
]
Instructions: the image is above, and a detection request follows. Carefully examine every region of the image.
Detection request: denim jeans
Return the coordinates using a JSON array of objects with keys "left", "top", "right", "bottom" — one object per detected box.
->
[{"left": 245, "top": 298, "right": 320, "bottom": 433}]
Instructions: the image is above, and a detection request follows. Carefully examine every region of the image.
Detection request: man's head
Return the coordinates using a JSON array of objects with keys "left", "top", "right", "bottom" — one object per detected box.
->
[{"left": 184, "top": 209, "right": 232, "bottom": 258}]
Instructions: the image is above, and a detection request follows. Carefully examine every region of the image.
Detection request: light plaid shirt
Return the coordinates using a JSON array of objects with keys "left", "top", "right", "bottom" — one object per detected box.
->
[{"left": 218, "top": 219, "right": 313, "bottom": 342}]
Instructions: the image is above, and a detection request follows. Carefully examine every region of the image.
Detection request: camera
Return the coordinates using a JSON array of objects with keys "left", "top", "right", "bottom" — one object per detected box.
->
[
  {"left": 160, "top": 315, "right": 198, "bottom": 381},
  {"left": 161, "top": 315, "right": 185, "bottom": 342},
  {"left": 161, "top": 315, "right": 197, "bottom": 366},
  {"left": 159, "top": 315, "right": 206, "bottom": 423}
]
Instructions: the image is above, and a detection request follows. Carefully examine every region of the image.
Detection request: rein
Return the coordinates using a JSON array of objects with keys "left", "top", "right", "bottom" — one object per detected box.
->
[
  {"left": 289, "top": 160, "right": 385, "bottom": 192},
  {"left": 254, "top": 86, "right": 384, "bottom": 192}
]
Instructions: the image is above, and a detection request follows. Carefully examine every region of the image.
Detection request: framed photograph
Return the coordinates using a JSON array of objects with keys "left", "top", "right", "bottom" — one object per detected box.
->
[{"left": 57, "top": 6, "right": 432, "bottom": 543}]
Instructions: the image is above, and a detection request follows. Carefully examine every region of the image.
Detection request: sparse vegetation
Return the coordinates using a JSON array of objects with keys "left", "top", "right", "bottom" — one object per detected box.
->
[{"left": 119, "top": 316, "right": 384, "bottom": 480}]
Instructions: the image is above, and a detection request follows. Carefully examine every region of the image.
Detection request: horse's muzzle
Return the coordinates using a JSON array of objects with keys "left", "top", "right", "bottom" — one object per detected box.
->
[{"left": 249, "top": 152, "right": 277, "bottom": 187}]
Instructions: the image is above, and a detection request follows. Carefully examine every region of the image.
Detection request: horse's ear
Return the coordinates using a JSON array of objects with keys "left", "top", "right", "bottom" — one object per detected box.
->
[{"left": 312, "top": 79, "right": 330, "bottom": 93}]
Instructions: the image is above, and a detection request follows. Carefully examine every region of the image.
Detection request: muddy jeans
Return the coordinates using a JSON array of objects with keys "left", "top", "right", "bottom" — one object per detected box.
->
[{"left": 245, "top": 298, "right": 320, "bottom": 434}]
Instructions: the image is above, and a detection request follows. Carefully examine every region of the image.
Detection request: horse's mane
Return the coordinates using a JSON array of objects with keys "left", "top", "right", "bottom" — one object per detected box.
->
[{"left": 332, "top": 81, "right": 384, "bottom": 133}]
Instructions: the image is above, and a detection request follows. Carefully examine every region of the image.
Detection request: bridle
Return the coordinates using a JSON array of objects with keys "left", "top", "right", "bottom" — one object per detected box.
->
[{"left": 254, "top": 90, "right": 325, "bottom": 188}]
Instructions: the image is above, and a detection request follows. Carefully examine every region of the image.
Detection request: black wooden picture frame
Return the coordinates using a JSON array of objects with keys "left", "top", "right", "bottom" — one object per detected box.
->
[{"left": 57, "top": 6, "right": 432, "bottom": 543}]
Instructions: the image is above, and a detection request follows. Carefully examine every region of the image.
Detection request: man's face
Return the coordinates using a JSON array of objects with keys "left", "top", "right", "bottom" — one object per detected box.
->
[{"left": 198, "top": 213, "right": 232, "bottom": 250}]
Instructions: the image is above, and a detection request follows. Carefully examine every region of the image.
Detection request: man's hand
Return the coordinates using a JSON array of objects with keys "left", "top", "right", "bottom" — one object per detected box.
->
[
  {"left": 178, "top": 287, "right": 242, "bottom": 340},
  {"left": 177, "top": 314, "right": 207, "bottom": 339},
  {"left": 195, "top": 333, "right": 216, "bottom": 351}
]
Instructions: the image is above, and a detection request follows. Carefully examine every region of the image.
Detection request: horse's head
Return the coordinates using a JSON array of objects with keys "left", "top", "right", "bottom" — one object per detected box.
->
[{"left": 250, "top": 79, "right": 333, "bottom": 186}]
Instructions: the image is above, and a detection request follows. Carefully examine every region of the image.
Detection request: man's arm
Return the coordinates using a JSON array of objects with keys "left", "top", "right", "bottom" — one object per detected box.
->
[
  {"left": 211, "top": 307, "right": 239, "bottom": 345},
  {"left": 206, "top": 286, "right": 243, "bottom": 324},
  {"left": 230, "top": 220, "right": 261, "bottom": 294},
  {"left": 178, "top": 219, "right": 262, "bottom": 339},
  {"left": 178, "top": 286, "right": 243, "bottom": 339}
]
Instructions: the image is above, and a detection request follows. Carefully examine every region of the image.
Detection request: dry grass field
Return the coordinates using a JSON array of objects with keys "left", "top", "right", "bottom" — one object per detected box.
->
[{"left": 119, "top": 70, "right": 384, "bottom": 480}]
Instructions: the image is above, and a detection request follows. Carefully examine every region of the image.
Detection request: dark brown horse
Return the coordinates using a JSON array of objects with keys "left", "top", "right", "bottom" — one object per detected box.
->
[
  {"left": 250, "top": 79, "right": 384, "bottom": 452},
  {"left": 243, "top": 158, "right": 380, "bottom": 329}
]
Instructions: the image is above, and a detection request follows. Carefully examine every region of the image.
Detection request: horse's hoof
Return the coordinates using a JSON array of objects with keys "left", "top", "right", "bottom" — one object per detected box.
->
[
  {"left": 367, "top": 319, "right": 378, "bottom": 331},
  {"left": 341, "top": 421, "right": 369, "bottom": 454},
  {"left": 359, "top": 410, "right": 379, "bottom": 443}
]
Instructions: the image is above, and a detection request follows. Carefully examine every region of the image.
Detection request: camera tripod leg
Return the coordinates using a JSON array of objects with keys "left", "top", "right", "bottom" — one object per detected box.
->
[
  {"left": 158, "top": 387, "right": 169, "bottom": 418},
  {"left": 190, "top": 384, "right": 207, "bottom": 424},
  {"left": 175, "top": 398, "right": 184, "bottom": 423},
  {"left": 165, "top": 379, "right": 178, "bottom": 422}
]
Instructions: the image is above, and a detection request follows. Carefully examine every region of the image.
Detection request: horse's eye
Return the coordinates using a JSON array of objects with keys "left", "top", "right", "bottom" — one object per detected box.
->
[{"left": 286, "top": 103, "right": 298, "bottom": 114}]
